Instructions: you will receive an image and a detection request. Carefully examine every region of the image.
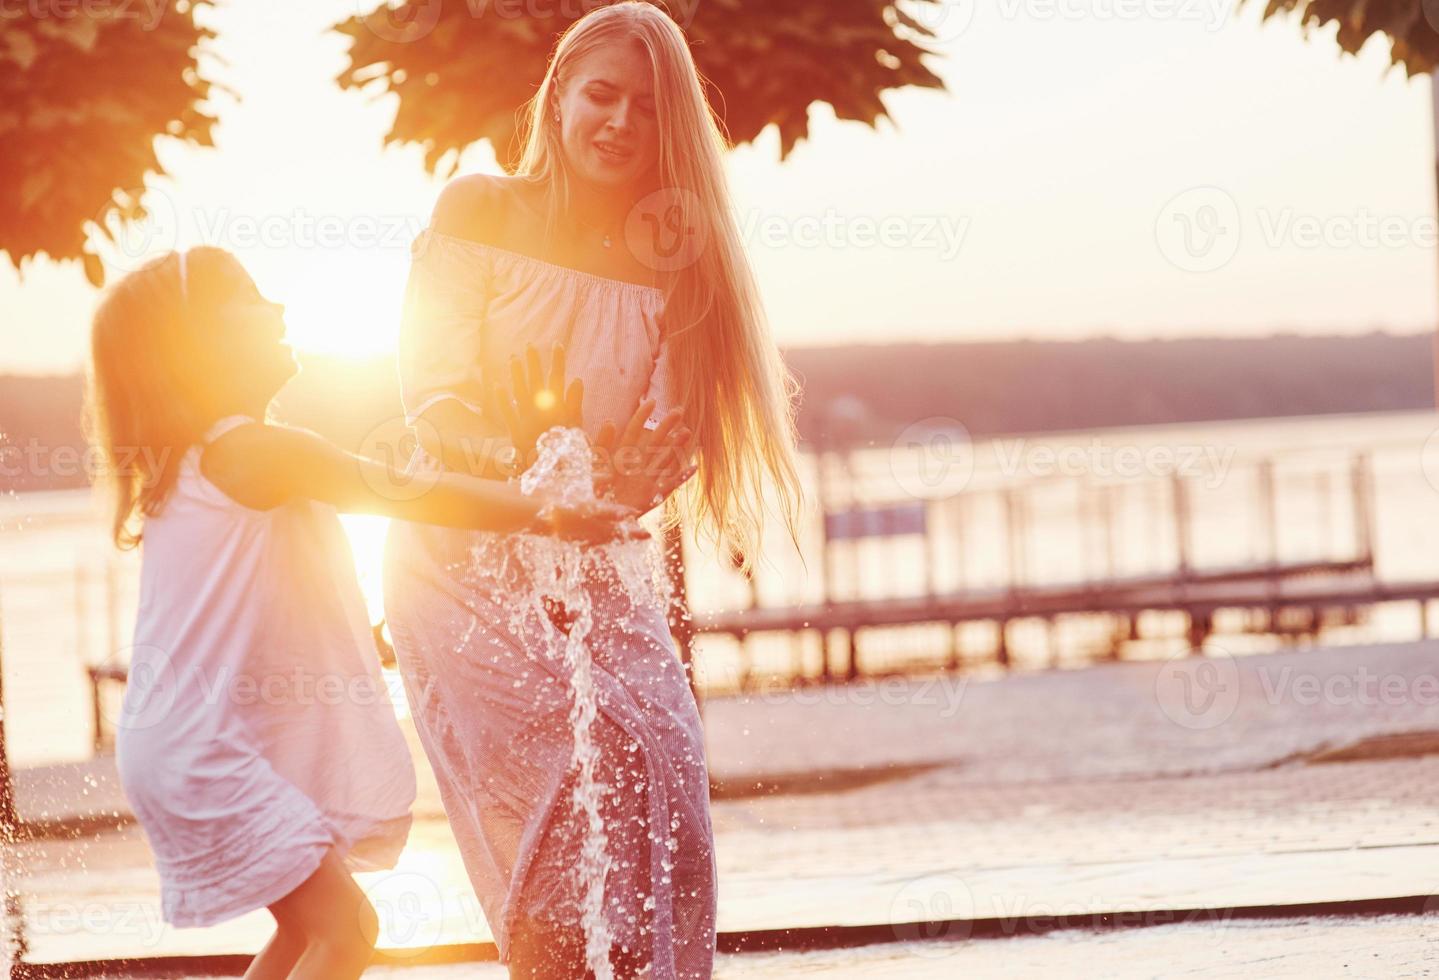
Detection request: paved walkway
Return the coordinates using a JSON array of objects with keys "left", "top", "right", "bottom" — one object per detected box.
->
[
  {"left": 122, "top": 913, "right": 1439, "bottom": 979},
  {"left": 11, "top": 638, "right": 1439, "bottom": 966},
  {"left": 317, "top": 913, "right": 1439, "bottom": 979}
]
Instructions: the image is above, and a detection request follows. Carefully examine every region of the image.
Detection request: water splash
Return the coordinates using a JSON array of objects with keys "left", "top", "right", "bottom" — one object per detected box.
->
[
  {"left": 0, "top": 843, "right": 18, "bottom": 974},
  {"left": 0, "top": 703, "right": 22, "bottom": 973},
  {"left": 0, "top": 531, "right": 25, "bottom": 973},
  {"left": 481, "top": 426, "right": 664, "bottom": 978}
]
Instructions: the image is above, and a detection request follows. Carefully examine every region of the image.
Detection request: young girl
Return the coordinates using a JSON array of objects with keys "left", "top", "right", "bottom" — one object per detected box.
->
[{"left": 87, "top": 245, "right": 636, "bottom": 979}]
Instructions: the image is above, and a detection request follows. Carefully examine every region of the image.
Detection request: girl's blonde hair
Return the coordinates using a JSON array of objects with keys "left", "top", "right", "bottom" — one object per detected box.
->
[
  {"left": 511, "top": 0, "right": 806, "bottom": 573},
  {"left": 85, "top": 246, "right": 227, "bottom": 549}
]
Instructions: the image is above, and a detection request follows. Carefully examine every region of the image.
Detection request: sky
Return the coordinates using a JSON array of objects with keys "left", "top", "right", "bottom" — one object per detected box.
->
[{"left": 3, "top": 0, "right": 1437, "bottom": 375}]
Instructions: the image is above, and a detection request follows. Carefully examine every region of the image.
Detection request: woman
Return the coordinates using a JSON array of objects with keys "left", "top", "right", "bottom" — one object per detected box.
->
[{"left": 383, "top": 4, "right": 806, "bottom": 977}]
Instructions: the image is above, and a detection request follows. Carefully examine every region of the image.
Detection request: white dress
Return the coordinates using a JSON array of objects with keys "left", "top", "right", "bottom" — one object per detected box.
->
[
  {"left": 115, "top": 414, "right": 416, "bottom": 927},
  {"left": 384, "top": 230, "right": 717, "bottom": 978}
]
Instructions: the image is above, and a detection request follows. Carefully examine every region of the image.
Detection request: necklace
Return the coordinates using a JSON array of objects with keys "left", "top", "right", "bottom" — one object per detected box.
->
[{"left": 572, "top": 209, "right": 620, "bottom": 250}]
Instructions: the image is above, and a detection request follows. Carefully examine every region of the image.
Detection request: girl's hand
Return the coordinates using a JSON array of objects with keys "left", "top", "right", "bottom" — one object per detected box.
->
[
  {"left": 528, "top": 496, "right": 649, "bottom": 543},
  {"left": 491, "top": 343, "right": 584, "bottom": 472},
  {"left": 592, "top": 398, "right": 697, "bottom": 514}
]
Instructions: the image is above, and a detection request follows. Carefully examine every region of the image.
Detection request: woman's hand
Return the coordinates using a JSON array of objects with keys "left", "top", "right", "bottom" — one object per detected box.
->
[
  {"left": 526, "top": 496, "right": 649, "bottom": 543},
  {"left": 592, "top": 398, "right": 697, "bottom": 515},
  {"left": 491, "top": 343, "right": 584, "bottom": 473}
]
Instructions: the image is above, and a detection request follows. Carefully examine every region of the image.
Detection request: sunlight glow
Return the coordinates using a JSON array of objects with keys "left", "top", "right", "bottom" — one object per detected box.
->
[{"left": 338, "top": 512, "right": 410, "bottom": 722}]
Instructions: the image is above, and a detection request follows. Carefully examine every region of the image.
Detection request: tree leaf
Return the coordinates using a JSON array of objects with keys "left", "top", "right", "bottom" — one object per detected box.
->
[{"left": 328, "top": 0, "right": 950, "bottom": 173}]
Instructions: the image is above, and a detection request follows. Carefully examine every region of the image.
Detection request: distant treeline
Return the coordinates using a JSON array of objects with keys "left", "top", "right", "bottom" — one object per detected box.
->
[{"left": 2, "top": 331, "right": 1431, "bottom": 493}]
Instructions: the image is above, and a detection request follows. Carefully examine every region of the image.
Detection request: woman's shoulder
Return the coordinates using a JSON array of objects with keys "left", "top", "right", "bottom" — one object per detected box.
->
[{"left": 430, "top": 173, "right": 541, "bottom": 247}]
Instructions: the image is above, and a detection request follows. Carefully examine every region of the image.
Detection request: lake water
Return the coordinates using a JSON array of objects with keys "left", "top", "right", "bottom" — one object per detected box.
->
[{"left": 5, "top": 408, "right": 1439, "bottom": 768}]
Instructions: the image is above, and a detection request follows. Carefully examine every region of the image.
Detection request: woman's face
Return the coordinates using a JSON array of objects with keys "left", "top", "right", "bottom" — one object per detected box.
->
[
  {"left": 553, "top": 41, "right": 659, "bottom": 191},
  {"left": 198, "top": 253, "right": 298, "bottom": 401}
]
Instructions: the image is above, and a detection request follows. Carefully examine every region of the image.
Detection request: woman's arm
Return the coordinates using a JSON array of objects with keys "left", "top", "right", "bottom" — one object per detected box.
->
[
  {"left": 400, "top": 174, "right": 515, "bottom": 481},
  {"left": 593, "top": 398, "right": 696, "bottom": 515},
  {"left": 592, "top": 323, "right": 697, "bottom": 514},
  {"left": 200, "top": 422, "right": 633, "bottom": 536}
]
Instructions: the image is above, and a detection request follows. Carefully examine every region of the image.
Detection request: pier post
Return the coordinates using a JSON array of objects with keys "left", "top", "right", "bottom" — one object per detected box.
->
[
  {"left": 952, "top": 495, "right": 967, "bottom": 592},
  {"left": 1259, "top": 460, "right": 1279, "bottom": 615},
  {"left": 73, "top": 562, "right": 87, "bottom": 666},
  {"left": 1351, "top": 453, "right": 1374, "bottom": 566},
  {"left": 661, "top": 520, "right": 701, "bottom": 711},
  {"left": 1108, "top": 613, "right": 1127, "bottom": 660},
  {"left": 1187, "top": 609, "right": 1212, "bottom": 653},
  {"left": 923, "top": 500, "right": 940, "bottom": 599},
  {"left": 813, "top": 445, "right": 834, "bottom": 608},
  {"left": 1003, "top": 488, "right": 1025, "bottom": 594},
  {"left": 821, "top": 627, "right": 838, "bottom": 682},
  {"left": 104, "top": 553, "right": 120, "bottom": 657},
  {"left": 1171, "top": 473, "right": 1191, "bottom": 581},
  {"left": 1100, "top": 484, "right": 1117, "bottom": 582},
  {"left": 1260, "top": 459, "right": 1277, "bottom": 565}
]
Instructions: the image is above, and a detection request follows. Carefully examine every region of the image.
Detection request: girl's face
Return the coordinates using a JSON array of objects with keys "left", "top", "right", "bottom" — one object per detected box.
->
[
  {"left": 198, "top": 254, "right": 297, "bottom": 402},
  {"left": 552, "top": 41, "right": 659, "bottom": 192}
]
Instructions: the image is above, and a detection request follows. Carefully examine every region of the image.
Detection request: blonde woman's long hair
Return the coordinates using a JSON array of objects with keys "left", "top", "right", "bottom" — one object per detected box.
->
[
  {"left": 85, "top": 247, "right": 225, "bottom": 549},
  {"left": 511, "top": 0, "right": 806, "bottom": 573}
]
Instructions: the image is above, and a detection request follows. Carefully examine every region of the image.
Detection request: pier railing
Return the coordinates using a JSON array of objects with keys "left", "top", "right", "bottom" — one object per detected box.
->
[{"left": 671, "top": 443, "right": 1418, "bottom": 691}]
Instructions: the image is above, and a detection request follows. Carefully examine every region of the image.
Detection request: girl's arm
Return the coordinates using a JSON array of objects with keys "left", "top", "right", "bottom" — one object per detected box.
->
[{"left": 199, "top": 421, "right": 633, "bottom": 536}]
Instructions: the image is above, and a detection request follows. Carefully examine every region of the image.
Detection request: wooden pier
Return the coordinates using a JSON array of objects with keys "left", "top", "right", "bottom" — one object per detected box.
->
[{"left": 676, "top": 445, "right": 1439, "bottom": 688}]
